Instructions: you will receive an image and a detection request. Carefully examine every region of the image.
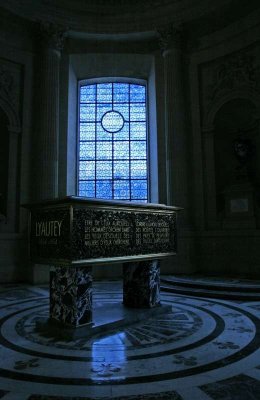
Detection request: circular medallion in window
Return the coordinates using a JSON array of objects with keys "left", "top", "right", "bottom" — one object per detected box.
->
[{"left": 101, "top": 111, "right": 124, "bottom": 133}]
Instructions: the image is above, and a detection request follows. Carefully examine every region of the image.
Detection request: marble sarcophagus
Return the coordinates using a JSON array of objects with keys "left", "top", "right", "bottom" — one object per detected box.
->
[{"left": 24, "top": 196, "right": 181, "bottom": 329}]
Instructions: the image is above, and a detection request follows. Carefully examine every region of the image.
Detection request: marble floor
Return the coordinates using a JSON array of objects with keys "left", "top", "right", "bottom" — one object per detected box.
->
[{"left": 0, "top": 280, "right": 260, "bottom": 399}]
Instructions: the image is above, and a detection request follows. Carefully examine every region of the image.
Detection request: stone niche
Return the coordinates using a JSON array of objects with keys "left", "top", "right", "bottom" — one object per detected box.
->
[{"left": 213, "top": 98, "right": 260, "bottom": 229}]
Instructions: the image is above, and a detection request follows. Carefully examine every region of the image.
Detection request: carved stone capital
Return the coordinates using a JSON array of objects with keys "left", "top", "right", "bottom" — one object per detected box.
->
[
  {"left": 158, "top": 24, "right": 184, "bottom": 55},
  {"left": 39, "top": 22, "right": 67, "bottom": 51}
]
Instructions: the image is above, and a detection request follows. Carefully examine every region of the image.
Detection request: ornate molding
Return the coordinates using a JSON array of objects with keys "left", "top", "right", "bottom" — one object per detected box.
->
[
  {"left": 39, "top": 22, "right": 67, "bottom": 51},
  {"left": 0, "top": 66, "right": 13, "bottom": 99},
  {"left": 0, "top": 61, "right": 21, "bottom": 133},
  {"left": 157, "top": 24, "right": 184, "bottom": 54},
  {"left": 209, "top": 52, "right": 259, "bottom": 102},
  {"left": 203, "top": 88, "right": 260, "bottom": 133},
  {"left": 42, "top": 0, "right": 173, "bottom": 11}
]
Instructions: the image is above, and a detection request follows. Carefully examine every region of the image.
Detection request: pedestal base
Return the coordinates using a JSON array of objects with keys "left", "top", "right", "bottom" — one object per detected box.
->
[
  {"left": 123, "top": 260, "right": 160, "bottom": 308},
  {"left": 49, "top": 260, "right": 161, "bottom": 330},
  {"left": 50, "top": 266, "right": 92, "bottom": 327}
]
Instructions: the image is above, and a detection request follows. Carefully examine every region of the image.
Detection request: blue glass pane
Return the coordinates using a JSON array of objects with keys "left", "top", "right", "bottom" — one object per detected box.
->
[
  {"left": 132, "top": 199, "right": 147, "bottom": 203},
  {"left": 130, "top": 141, "right": 146, "bottom": 159},
  {"left": 131, "top": 160, "right": 147, "bottom": 179},
  {"left": 114, "top": 180, "right": 130, "bottom": 199},
  {"left": 97, "top": 103, "right": 112, "bottom": 122},
  {"left": 80, "top": 104, "right": 96, "bottom": 122},
  {"left": 114, "top": 121, "right": 129, "bottom": 141},
  {"left": 96, "top": 180, "right": 112, "bottom": 199},
  {"left": 96, "top": 124, "right": 112, "bottom": 141},
  {"left": 114, "top": 161, "right": 129, "bottom": 179},
  {"left": 102, "top": 111, "right": 124, "bottom": 133},
  {"left": 79, "top": 161, "right": 95, "bottom": 179},
  {"left": 130, "top": 122, "right": 146, "bottom": 140},
  {"left": 131, "top": 180, "right": 147, "bottom": 199},
  {"left": 96, "top": 142, "right": 112, "bottom": 160},
  {"left": 130, "top": 84, "right": 145, "bottom": 102},
  {"left": 96, "top": 161, "right": 112, "bottom": 179},
  {"left": 114, "top": 141, "right": 129, "bottom": 159},
  {"left": 130, "top": 104, "right": 146, "bottom": 121},
  {"left": 97, "top": 83, "right": 112, "bottom": 103},
  {"left": 113, "top": 104, "right": 129, "bottom": 121},
  {"left": 80, "top": 142, "right": 95, "bottom": 160},
  {"left": 80, "top": 123, "right": 95, "bottom": 141},
  {"left": 78, "top": 82, "right": 148, "bottom": 201},
  {"left": 80, "top": 85, "right": 96, "bottom": 103},
  {"left": 113, "top": 83, "right": 129, "bottom": 102},
  {"left": 79, "top": 181, "right": 95, "bottom": 197}
]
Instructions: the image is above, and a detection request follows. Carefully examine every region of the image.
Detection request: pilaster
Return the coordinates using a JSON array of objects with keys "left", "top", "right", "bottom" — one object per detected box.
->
[
  {"left": 158, "top": 25, "right": 190, "bottom": 227},
  {"left": 33, "top": 22, "right": 66, "bottom": 201}
]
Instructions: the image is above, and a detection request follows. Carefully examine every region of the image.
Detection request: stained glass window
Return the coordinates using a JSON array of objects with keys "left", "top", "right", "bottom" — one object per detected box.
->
[{"left": 78, "top": 82, "right": 148, "bottom": 202}]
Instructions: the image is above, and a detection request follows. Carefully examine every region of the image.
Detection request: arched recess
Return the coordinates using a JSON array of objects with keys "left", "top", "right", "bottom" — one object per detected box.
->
[
  {"left": 0, "top": 97, "right": 21, "bottom": 134},
  {"left": 0, "top": 95, "right": 21, "bottom": 232},
  {"left": 203, "top": 89, "right": 260, "bottom": 132},
  {"left": 201, "top": 88, "right": 260, "bottom": 229}
]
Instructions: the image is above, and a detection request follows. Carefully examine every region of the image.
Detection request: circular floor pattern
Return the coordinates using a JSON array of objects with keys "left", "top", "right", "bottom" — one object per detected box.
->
[{"left": 0, "top": 285, "right": 260, "bottom": 400}]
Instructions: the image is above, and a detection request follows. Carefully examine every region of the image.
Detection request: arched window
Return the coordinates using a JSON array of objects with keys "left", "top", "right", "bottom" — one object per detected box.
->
[{"left": 77, "top": 80, "right": 148, "bottom": 202}]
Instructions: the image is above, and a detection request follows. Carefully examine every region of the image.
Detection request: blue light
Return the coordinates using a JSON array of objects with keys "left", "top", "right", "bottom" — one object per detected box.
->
[
  {"left": 78, "top": 82, "right": 148, "bottom": 201},
  {"left": 101, "top": 111, "right": 124, "bottom": 133}
]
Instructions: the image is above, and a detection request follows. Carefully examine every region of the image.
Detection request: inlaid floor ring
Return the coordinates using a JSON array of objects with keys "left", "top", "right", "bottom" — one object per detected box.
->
[{"left": 0, "top": 283, "right": 260, "bottom": 399}]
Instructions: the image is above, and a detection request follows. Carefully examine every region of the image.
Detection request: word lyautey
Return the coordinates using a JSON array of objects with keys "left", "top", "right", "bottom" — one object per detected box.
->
[{"left": 35, "top": 220, "right": 62, "bottom": 237}]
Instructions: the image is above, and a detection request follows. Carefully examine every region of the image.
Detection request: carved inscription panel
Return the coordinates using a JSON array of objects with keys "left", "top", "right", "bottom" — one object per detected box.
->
[
  {"left": 29, "top": 205, "right": 176, "bottom": 263},
  {"left": 72, "top": 208, "right": 176, "bottom": 260},
  {"left": 30, "top": 207, "right": 71, "bottom": 260}
]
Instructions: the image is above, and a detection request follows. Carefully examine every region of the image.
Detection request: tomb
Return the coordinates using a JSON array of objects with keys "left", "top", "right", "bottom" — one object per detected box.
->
[{"left": 24, "top": 196, "right": 180, "bottom": 336}]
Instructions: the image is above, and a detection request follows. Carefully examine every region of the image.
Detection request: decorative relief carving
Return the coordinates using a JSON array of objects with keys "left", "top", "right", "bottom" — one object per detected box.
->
[
  {"left": 0, "top": 59, "right": 22, "bottom": 130},
  {"left": 209, "top": 52, "right": 259, "bottom": 102},
  {"left": 200, "top": 47, "right": 260, "bottom": 125},
  {"left": 158, "top": 24, "right": 183, "bottom": 53},
  {"left": 0, "top": 66, "right": 13, "bottom": 99}
]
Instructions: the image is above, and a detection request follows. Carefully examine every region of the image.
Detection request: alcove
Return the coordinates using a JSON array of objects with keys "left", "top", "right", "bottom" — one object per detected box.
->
[{"left": 213, "top": 98, "right": 259, "bottom": 222}]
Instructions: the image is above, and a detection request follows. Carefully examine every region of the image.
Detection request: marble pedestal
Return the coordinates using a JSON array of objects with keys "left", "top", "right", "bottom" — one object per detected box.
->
[
  {"left": 49, "top": 260, "right": 161, "bottom": 331},
  {"left": 50, "top": 266, "right": 92, "bottom": 327},
  {"left": 123, "top": 260, "right": 160, "bottom": 308}
]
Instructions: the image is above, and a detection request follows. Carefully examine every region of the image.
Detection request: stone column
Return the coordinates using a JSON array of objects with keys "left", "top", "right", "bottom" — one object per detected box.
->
[
  {"left": 123, "top": 260, "right": 160, "bottom": 308},
  {"left": 31, "top": 23, "right": 66, "bottom": 284},
  {"left": 159, "top": 26, "right": 190, "bottom": 226},
  {"left": 33, "top": 23, "right": 65, "bottom": 201}
]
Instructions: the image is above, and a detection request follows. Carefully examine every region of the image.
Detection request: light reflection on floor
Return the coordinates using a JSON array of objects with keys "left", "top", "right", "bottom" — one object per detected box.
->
[{"left": 91, "top": 332, "right": 126, "bottom": 380}]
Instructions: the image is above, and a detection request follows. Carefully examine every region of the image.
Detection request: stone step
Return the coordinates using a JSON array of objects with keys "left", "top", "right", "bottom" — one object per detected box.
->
[
  {"left": 161, "top": 275, "right": 260, "bottom": 293},
  {"left": 161, "top": 282, "right": 260, "bottom": 300}
]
